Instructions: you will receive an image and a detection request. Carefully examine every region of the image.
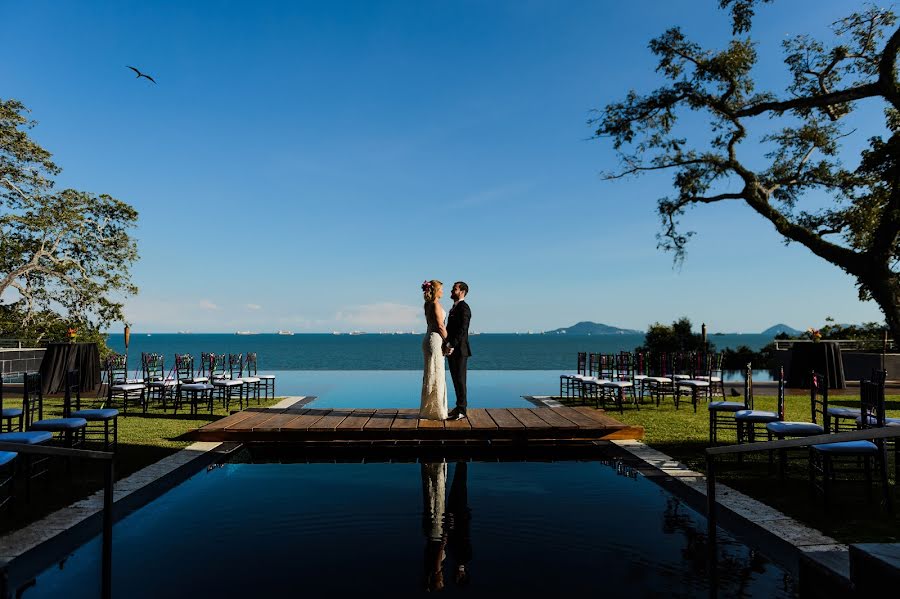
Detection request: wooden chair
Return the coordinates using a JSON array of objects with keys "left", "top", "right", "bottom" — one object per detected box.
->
[
  {"left": 68, "top": 370, "right": 119, "bottom": 451},
  {"left": 210, "top": 353, "right": 244, "bottom": 411},
  {"left": 708, "top": 363, "right": 752, "bottom": 445},
  {"left": 174, "top": 354, "right": 214, "bottom": 415},
  {"left": 559, "top": 352, "right": 588, "bottom": 399},
  {"left": 0, "top": 372, "right": 24, "bottom": 432},
  {"left": 143, "top": 352, "right": 177, "bottom": 411},
  {"left": 245, "top": 353, "right": 275, "bottom": 400},
  {"left": 106, "top": 354, "right": 147, "bottom": 414}
]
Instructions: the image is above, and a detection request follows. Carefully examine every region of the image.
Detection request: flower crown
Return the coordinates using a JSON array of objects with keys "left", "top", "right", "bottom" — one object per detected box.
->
[{"left": 421, "top": 280, "right": 433, "bottom": 292}]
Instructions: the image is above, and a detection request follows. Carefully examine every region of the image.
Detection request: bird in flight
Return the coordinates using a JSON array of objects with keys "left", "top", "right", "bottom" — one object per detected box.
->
[{"left": 126, "top": 66, "right": 156, "bottom": 84}]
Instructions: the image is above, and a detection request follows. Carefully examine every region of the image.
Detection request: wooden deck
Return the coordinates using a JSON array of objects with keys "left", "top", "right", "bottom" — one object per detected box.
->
[{"left": 189, "top": 405, "right": 643, "bottom": 444}]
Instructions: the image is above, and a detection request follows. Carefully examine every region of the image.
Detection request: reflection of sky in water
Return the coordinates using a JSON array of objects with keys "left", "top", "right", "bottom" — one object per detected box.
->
[
  {"left": 265, "top": 369, "right": 772, "bottom": 409},
  {"left": 268, "top": 370, "right": 562, "bottom": 408},
  {"left": 27, "top": 460, "right": 795, "bottom": 598}
]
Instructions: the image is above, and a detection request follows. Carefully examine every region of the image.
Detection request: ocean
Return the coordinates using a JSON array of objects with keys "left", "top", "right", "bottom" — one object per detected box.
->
[{"left": 106, "top": 333, "right": 774, "bottom": 370}]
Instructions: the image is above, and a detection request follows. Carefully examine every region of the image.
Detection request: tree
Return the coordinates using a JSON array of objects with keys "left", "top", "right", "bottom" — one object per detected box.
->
[
  {"left": 592, "top": 1, "right": 900, "bottom": 342},
  {"left": 638, "top": 316, "right": 712, "bottom": 355},
  {"left": 0, "top": 98, "right": 138, "bottom": 341}
]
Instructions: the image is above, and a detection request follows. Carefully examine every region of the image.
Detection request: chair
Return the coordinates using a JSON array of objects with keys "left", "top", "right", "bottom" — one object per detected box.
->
[
  {"left": 560, "top": 352, "right": 588, "bottom": 399},
  {"left": 143, "top": 352, "right": 177, "bottom": 411},
  {"left": 632, "top": 351, "right": 650, "bottom": 403},
  {"left": 675, "top": 352, "right": 712, "bottom": 413},
  {"left": 27, "top": 371, "right": 88, "bottom": 449},
  {"left": 0, "top": 374, "right": 55, "bottom": 499},
  {"left": 210, "top": 353, "right": 244, "bottom": 411},
  {"left": 823, "top": 363, "right": 867, "bottom": 432},
  {"left": 809, "top": 376, "right": 892, "bottom": 511},
  {"left": 735, "top": 365, "right": 782, "bottom": 447},
  {"left": 0, "top": 372, "right": 24, "bottom": 432},
  {"left": 599, "top": 352, "right": 638, "bottom": 413},
  {"left": 174, "top": 354, "right": 214, "bottom": 414},
  {"left": 245, "top": 353, "right": 275, "bottom": 400},
  {"left": 68, "top": 370, "right": 119, "bottom": 451},
  {"left": 233, "top": 353, "right": 261, "bottom": 405},
  {"left": 106, "top": 354, "right": 147, "bottom": 414},
  {"left": 708, "top": 363, "right": 752, "bottom": 444},
  {"left": 644, "top": 352, "right": 677, "bottom": 408},
  {"left": 694, "top": 351, "right": 725, "bottom": 401},
  {"left": 766, "top": 370, "right": 828, "bottom": 478}
]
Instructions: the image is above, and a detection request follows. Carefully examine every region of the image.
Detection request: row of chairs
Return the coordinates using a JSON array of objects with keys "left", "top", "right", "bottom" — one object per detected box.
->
[
  {"left": 560, "top": 351, "right": 726, "bottom": 413},
  {"left": 0, "top": 370, "right": 117, "bottom": 509},
  {"left": 106, "top": 351, "right": 276, "bottom": 415},
  {"left": 710, "top": 366, "right": 898, "bottom": 510}
]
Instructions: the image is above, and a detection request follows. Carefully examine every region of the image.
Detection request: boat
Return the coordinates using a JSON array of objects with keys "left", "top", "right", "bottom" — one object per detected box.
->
[
  {"left": 349, "top": 331, "right": 366, "bottom": 335},
  {"left": 235, "top": 331, "right": 257, "bottom": 336},
  {"left": 276, "top": 330, "right": 294, "bottom": 336}
]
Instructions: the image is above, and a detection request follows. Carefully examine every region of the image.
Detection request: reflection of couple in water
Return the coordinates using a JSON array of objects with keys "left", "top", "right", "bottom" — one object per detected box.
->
[{"left": 421, "top": 461, "right": 472, "bottom": 592}]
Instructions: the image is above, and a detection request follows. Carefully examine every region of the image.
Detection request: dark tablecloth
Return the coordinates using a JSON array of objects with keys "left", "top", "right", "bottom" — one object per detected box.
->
[
  {"left": 787, "top": 342, "right": 845, "bottom": 389},
  {"left": 38, "top": 342, "right": 101, "bottom": 395}
]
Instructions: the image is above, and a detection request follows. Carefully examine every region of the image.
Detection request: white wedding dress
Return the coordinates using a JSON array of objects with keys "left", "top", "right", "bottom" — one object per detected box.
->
[
  {"left": 421, "top": 461, "right": 447, "bottom": 541},
  {"left": 420, "top": 330, "right": 448, "bottom": 420}
]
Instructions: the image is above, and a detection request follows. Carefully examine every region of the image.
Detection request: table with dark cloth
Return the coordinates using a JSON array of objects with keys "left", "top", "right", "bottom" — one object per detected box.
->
[
  {"left": 38, "top": 342, "right": 101, "bottom": 395},
  {"left": 786, "top": 341, "right": 845, "bottom": 389}
]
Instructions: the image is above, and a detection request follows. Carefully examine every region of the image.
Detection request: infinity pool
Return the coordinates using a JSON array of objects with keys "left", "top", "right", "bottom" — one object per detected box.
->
[{"left": 25, "top": 455, "right": 795, "bottom": 597}]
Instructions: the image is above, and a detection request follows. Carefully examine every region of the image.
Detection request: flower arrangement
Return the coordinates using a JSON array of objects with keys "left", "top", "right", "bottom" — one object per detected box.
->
[
  {"left": 66, "top": 327, "right": 77, "bottom": 342},
  {"left": 421, "top": 280, "right": 432, "bottom": 292},
  {"left": 807, "top": 327, "right": 822, "bottom": 342}
]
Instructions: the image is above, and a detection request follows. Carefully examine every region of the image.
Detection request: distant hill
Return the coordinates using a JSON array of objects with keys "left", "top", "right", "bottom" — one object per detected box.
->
[
  {"left": 544, "top": 321, "right": 642, "bottom": 335},
  {"left": 761, "top": 323, "right": 803, "bottom": 336}
]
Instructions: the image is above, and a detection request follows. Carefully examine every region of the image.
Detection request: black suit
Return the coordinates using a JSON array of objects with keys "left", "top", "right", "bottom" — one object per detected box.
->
[{"left": 446, "top": 300, "right": 471, "bottom": 413}]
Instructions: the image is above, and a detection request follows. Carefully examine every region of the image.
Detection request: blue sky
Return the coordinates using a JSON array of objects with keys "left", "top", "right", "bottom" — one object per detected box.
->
[{"left": 0, "top": 0, "right": 888, "bottom": 333}]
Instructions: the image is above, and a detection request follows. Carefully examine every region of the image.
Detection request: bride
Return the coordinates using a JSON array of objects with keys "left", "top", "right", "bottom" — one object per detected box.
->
[{"left": 420, "top": 279, "right": 449, "bottom": 420}]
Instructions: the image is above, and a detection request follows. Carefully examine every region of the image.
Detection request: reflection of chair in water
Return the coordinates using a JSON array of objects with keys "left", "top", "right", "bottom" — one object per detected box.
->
[
  {"left": 421, "top": 461, "right": 447, "bottom": 591},
  {"left": 445, "top": 462, "right": 472, "bottom": 586}
]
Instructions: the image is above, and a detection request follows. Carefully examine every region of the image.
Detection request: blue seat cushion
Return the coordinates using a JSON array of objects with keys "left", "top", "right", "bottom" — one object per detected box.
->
[
  {"left": 72, "top": 409, "right": 119, "bottom": 421},
  {"left": 258, "top": 375, "right": 275, "bottom": 380},
  {"left": 735, "top": 409, "right": 779, "bottom": 423},
  {"left": 0, "top": 431, "right": 53, "bottom": 444},
  {"left": 709, "top": 401, "right": 746, "bottom": 412},
  {"left": 0, "top": 451, "right": 16, "bottom": 467},
  {"left": 1, "top": 408, "right": 22, "bottom": 419},
  {"left": 30, "top": 418, "right": 88, "bottom": 432},
  {"left": 828, "top": 406, "right": 860, "bottom": 418},
  {"left": 812, "top": 440, "right": 878, "bottom": 454},
  {"left": 766, "top": 421, "right": 824, "bottom": 436},
  {"left": 181, "top": 383, "right": 214, "bottom": 391}
]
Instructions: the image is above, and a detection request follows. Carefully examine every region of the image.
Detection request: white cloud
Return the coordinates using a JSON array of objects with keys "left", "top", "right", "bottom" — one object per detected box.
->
[
  {"left": 246, "top": 303, "right": 262, "bottom": 311},
  {"left": 335, "top": 302, "right": 421, "bottom": 330},
  {"left": 199, "top": 299, "right": 218, "bottom": 310}
]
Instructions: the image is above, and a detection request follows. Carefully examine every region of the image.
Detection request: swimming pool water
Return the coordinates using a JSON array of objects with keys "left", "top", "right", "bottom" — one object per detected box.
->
[{"left": 25, "top": 457, "right": 795, "bottom": 597}]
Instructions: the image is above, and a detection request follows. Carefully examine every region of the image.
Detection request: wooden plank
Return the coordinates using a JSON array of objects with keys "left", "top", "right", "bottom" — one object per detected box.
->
[
  {"left": 417, "top": 416, "right": 444, "bottom": 429},
  {"left": 550, "top": 406, "right": 606, "bottom": 428},
  {"left": 227, "top": 409, "right": 288, "bottom": 432},
  {"left": 570, "top": 406, "right": 629, "bottom": 427},
  {"left": 444, "top": 414, "right": 471, "bottom": 430},
  {"left": 507, "top": 408, "right": 553, "bottom": 429},
  {"left": 363, "top": 409, "right": 397, "bottom": 430},
  {"left": 309, "top": 409, "right": 353, "bottom": 431},
  {"left": 198, "top": 408, "right": 270, "bottom": 432},
  {"left": 280, "top": 409, "right": 332, "bottom": 431},
  {"left": 252, "top": 409, "right": 311, "bottom": 432},
  {"left": 391, "top": 409, "right": 420, "bottom": 430},
  {"left": 528, "top": 408, "right": 579, "bottom": 429},
  {"left": 465, "top": 409, "right": 497, "bottom": 430},
  {"left": 337, "top": 410, "right": 376, "bottom": 430},
  {"left": 485, "top": 408, "right": 525, "bottom": 430}
]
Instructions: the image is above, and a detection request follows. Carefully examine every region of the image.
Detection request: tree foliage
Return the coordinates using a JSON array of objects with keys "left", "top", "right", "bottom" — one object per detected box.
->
[
  {"left": 592, "top": 1, "right": 900, "bottom": 341},
  {"left": 638, "top": 316, "right": 713, "bottom": 355},
  {"left": 0, "top": 98, "right": 138, "bottom": 342}
]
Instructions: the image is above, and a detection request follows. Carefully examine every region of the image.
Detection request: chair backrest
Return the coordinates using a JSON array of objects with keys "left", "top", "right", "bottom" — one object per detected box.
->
[
  {"left": 709, "top": 352, "right": 724, "bottom": 377},
  {"left": 672, "top": 352, "right": 691, "bottom": 376},
  {"left": 22, "top": 372, "right": 42, "bottom": 427},
  {"left": 65, "top": 369, "right": 81, "bottom": 417},
  {"left": 0, "top": 371, "right": 24, "bottom": 418},
  {"left": 199, "top": 352, "right": 214, "bottom": 377},
  {"left": 208, "top": 353, "right": 226, "bottom": 379},
  {"left": 694, "top": 352, "right": 710, "bottom": 379},
  {"left": 143, "top": 352, "right": 165, "bottom": 382},
  {"left": 776, "top": 366, "right": 786, "bottom": 421},
  {"left": 228, "top": 353, "right": 243, "bottom": 378},
  {"left": 576, "top": 352, "right": 587, "bottom": 376},
  {"left": 106, "top": 354, "right": 128, "bottom": 385},
  {"left": 175, "top": 354, "right": 195, "bottom": 381},
  {"left": 652, "top": 352, "right": 669, "bottom": 377},
  {"left": 859, "top": 370, "right": 887, "bottom": 430},
  {"left": 246, "top": 352, "right": 259, "bottom": 377},
  {"left": 634, "top": 351, "right": 648, "bottom": 376},
  {"left": 614, "top": 352, "right": 633, "bottom": 380},
  {"left": 810, "top": 370, "right": 830, "bottom": 431},
  {"left": 743, "top": 363, "right": 754, "bottom": 410}
]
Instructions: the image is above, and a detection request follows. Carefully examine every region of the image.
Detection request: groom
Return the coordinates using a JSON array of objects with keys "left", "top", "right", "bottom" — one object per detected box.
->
[{"left": 444, "top": 281, "right": 471, "bottom": 420}]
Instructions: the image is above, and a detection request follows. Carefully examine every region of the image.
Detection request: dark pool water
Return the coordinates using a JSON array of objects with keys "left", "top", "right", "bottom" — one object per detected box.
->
[{"left": 25, "top": 456, "right": 795, "bottom": 597}]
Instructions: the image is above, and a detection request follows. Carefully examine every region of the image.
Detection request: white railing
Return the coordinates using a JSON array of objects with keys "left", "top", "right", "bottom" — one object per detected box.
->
[{"left": 772, "top": 338, "right": 896, "bottom": 351}]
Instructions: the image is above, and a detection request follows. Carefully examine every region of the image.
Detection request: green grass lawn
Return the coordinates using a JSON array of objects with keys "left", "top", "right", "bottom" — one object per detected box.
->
[
  {"left": 570, "top": 390, "right": 900, "bottom": 544},
  {"left": 2, "top": 392, "right": 285, "bottom": 533}
]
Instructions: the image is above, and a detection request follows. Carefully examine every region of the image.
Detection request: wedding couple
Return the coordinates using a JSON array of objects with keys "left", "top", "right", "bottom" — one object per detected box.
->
[{"left": 420, "top": 280, "right": 471, "bottom": 421}]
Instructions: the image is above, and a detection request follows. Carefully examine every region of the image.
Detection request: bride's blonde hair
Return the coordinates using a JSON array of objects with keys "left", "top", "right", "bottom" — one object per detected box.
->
[{"left": 422, "top": 279, "right": 442, "bottom": 302}]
